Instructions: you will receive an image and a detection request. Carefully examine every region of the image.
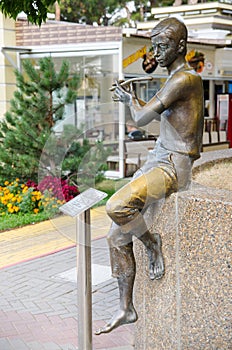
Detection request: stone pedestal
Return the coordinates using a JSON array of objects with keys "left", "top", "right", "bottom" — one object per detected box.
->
[{"left": 134, "top": 185, "right": 231, "bottom": 350}]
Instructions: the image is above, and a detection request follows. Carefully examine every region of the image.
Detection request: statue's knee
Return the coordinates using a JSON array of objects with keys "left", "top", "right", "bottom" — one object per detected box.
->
[
  {"left": 106, "top": 197, "right": 122, "bottom": 219},
  {"left": 105, "top": 199, "right": 113, "bottom": 216}
]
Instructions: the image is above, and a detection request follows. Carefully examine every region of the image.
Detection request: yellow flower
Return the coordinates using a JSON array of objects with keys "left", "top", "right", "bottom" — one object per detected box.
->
[
  {"left": 13, "top": 206, "right": 19, "bottom": 212},
  {"left": 4, "top": 181, "right": 9, "bottom": 186},
  {"left": 22, "top": 186, "right": 28, "bottom": 193},
  {"left": 17, "top": 196, "right": 22, "bottom": 203},
  {"left": 32, "top": 191, "right": 42, "bottom": 201},
  {"left": 33, "top": 208, "right": 39, "bottom": 214}
]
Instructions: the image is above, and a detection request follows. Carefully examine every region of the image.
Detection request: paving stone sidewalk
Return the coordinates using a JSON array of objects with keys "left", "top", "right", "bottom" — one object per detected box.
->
[{"left": 0, "top": 237, "right": 134, "bottom": 350}]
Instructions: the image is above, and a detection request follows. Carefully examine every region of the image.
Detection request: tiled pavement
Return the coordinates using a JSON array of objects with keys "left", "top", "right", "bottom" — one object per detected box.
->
[{"left": 0, "top": 208, "right": 134, "bottom": 350}]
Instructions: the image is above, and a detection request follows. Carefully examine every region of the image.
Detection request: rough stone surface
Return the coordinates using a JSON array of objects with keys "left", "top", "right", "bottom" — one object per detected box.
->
[
  {"left": 193, "top": 148, "right": 232, "bottom": 172},
  {"left": 134, "top": 184, "right": 231, "bottom": 350}
]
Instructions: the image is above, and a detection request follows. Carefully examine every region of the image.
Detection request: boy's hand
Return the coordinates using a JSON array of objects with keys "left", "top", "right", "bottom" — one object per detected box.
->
[{"left": 112, "top": 80, "right": 133, "bottom": 106}]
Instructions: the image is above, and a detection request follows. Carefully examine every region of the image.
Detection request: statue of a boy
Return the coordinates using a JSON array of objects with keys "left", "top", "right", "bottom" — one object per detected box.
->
[{"left": 96, "top": 17, "right": 204, "bottom": 335}]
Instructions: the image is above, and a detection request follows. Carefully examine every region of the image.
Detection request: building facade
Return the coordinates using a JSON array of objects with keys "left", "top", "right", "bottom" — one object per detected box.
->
[{"left": 0, "top": 2, "right": 231, "bottom": 176}]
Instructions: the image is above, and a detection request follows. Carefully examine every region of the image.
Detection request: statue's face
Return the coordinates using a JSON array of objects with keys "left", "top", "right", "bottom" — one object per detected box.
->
[{"left": 151, "top": 32, "right": 179, "bottom": 68}]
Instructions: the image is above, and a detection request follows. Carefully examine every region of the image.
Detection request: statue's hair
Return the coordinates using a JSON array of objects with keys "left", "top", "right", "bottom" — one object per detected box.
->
[{"left": 151, "top": 17, "right": 187, "bottom": 42}]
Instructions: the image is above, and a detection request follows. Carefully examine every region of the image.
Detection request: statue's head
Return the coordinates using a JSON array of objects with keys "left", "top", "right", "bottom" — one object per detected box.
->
[{"left": 151, "top": 17, "right": 187, "bottom": 66}]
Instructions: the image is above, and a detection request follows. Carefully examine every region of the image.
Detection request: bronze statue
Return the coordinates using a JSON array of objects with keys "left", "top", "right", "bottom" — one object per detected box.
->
[{"left": 95, "top": 17, "right": 204, "bottom": 335}]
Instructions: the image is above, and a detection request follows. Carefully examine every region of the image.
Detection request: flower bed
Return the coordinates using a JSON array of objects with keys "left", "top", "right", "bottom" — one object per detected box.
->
[{"left": 0, "top": 177, "right": 79, "bottom": 216}]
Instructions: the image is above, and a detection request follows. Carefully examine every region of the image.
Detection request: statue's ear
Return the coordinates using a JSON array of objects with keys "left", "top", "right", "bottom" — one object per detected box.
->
[{"left": 178, "top": 39, "right": 186, "bottom": 54}]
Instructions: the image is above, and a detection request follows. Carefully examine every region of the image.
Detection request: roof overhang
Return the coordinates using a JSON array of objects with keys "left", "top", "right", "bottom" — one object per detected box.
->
[{"left": 1, "top": 46, "right": 32, "bottom": 69}]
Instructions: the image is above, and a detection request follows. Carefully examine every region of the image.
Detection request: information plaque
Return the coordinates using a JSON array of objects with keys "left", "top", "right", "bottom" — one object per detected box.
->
[{"left": 59, "top": 188, "right": 107, "bottom": 217}]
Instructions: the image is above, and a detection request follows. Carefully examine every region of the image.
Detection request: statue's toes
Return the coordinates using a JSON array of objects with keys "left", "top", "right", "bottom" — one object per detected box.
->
[
  {"left": 154, "top": 265, "right": 164, "bottom": 280},
  {"left": 95, "top": 325, "right": 111, "bottom": 335},
  {"left": 149, "top": 264, "right": 155, "bottom": 280},
  {"left": 95, "top": 328, "right": 102, "bottom": 335},
  {"left": 149, "top": 261, "right": 164, "bottom": 280}
]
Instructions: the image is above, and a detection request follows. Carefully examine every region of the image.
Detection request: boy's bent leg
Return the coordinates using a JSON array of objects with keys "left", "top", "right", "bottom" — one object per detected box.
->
[
  {"left": 105, "top": 166, "right": 177, "bottom": 281},
  {"left": 96, "top": 166, "right": 177, "bottom": 334}
]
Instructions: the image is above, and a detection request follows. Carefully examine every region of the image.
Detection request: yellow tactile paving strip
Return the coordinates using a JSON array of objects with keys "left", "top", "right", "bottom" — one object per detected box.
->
[{"left": 0, "top": 206, "right": 111, "bottom": 269}]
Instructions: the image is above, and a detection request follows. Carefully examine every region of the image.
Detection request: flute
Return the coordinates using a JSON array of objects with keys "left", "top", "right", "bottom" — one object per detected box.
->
[{"left": 109, "top": 76, "right": 154, "bottom": 92}]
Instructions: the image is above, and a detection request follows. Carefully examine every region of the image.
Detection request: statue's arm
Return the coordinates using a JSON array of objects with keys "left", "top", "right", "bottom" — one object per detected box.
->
[
  {"left": 113, "top": 81, "right": 163, "bottom": 126},
  {"left": 113, "top": 73, "right": 189, "bottom": 127},
  {"left": 130, "top": 73, "right": 191, "bottom": 126},
  {"left": 129, "top": 95, "right": 163, "bottom": 126}
]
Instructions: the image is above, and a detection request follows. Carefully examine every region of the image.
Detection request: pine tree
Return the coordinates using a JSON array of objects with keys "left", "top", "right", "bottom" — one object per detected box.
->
[{"left": 0, "top": 57, "right": 80, "bottom": 183}]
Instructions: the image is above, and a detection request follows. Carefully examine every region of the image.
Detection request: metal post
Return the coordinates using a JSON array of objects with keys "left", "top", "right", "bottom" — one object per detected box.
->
[
  {"left": 59, "top": 188, "right": 107, "bottom": 349},
  {"left": 77, "top": 209, "right": 92, "bottom": 350}
]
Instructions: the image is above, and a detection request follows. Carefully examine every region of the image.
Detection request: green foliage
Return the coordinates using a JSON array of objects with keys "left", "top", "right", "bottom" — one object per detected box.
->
[
  {"left": 0, "top": 212, "right": 51, "bottom": 231},
  {"left": 58, "top": 0, "right": 154, "bottom": 26},
  {"left": 62, "top": 138, "right": 91, "bottom": 175},
  {"left": 62, "top": 139, "right": 111, "bottom": 191},
  {"left": 0, "top": 0, "right": 58, "bottom": 25},
  {"left": 59, "top": 0, "right": 216, "bottom": 27},
  {"left": 0, "top": 57, "right": 79, "bottom": 182},
  {"left": 38, "top": 122, "right": 111, "bottom": 194},
  {"left": 0, "top": 0, "right": 216, "bottom": 27},
  {"left": 59, "top": 0, "right": 128, "bottom": 25}
]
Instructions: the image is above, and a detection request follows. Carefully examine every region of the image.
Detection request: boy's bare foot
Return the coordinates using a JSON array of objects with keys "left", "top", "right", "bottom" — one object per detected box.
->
[
  {"left": 95, "top": 306, "right": 138, "bottom": 335},
  {"left": 146, "top": 233, "right": 165, "bottom": 280}
]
